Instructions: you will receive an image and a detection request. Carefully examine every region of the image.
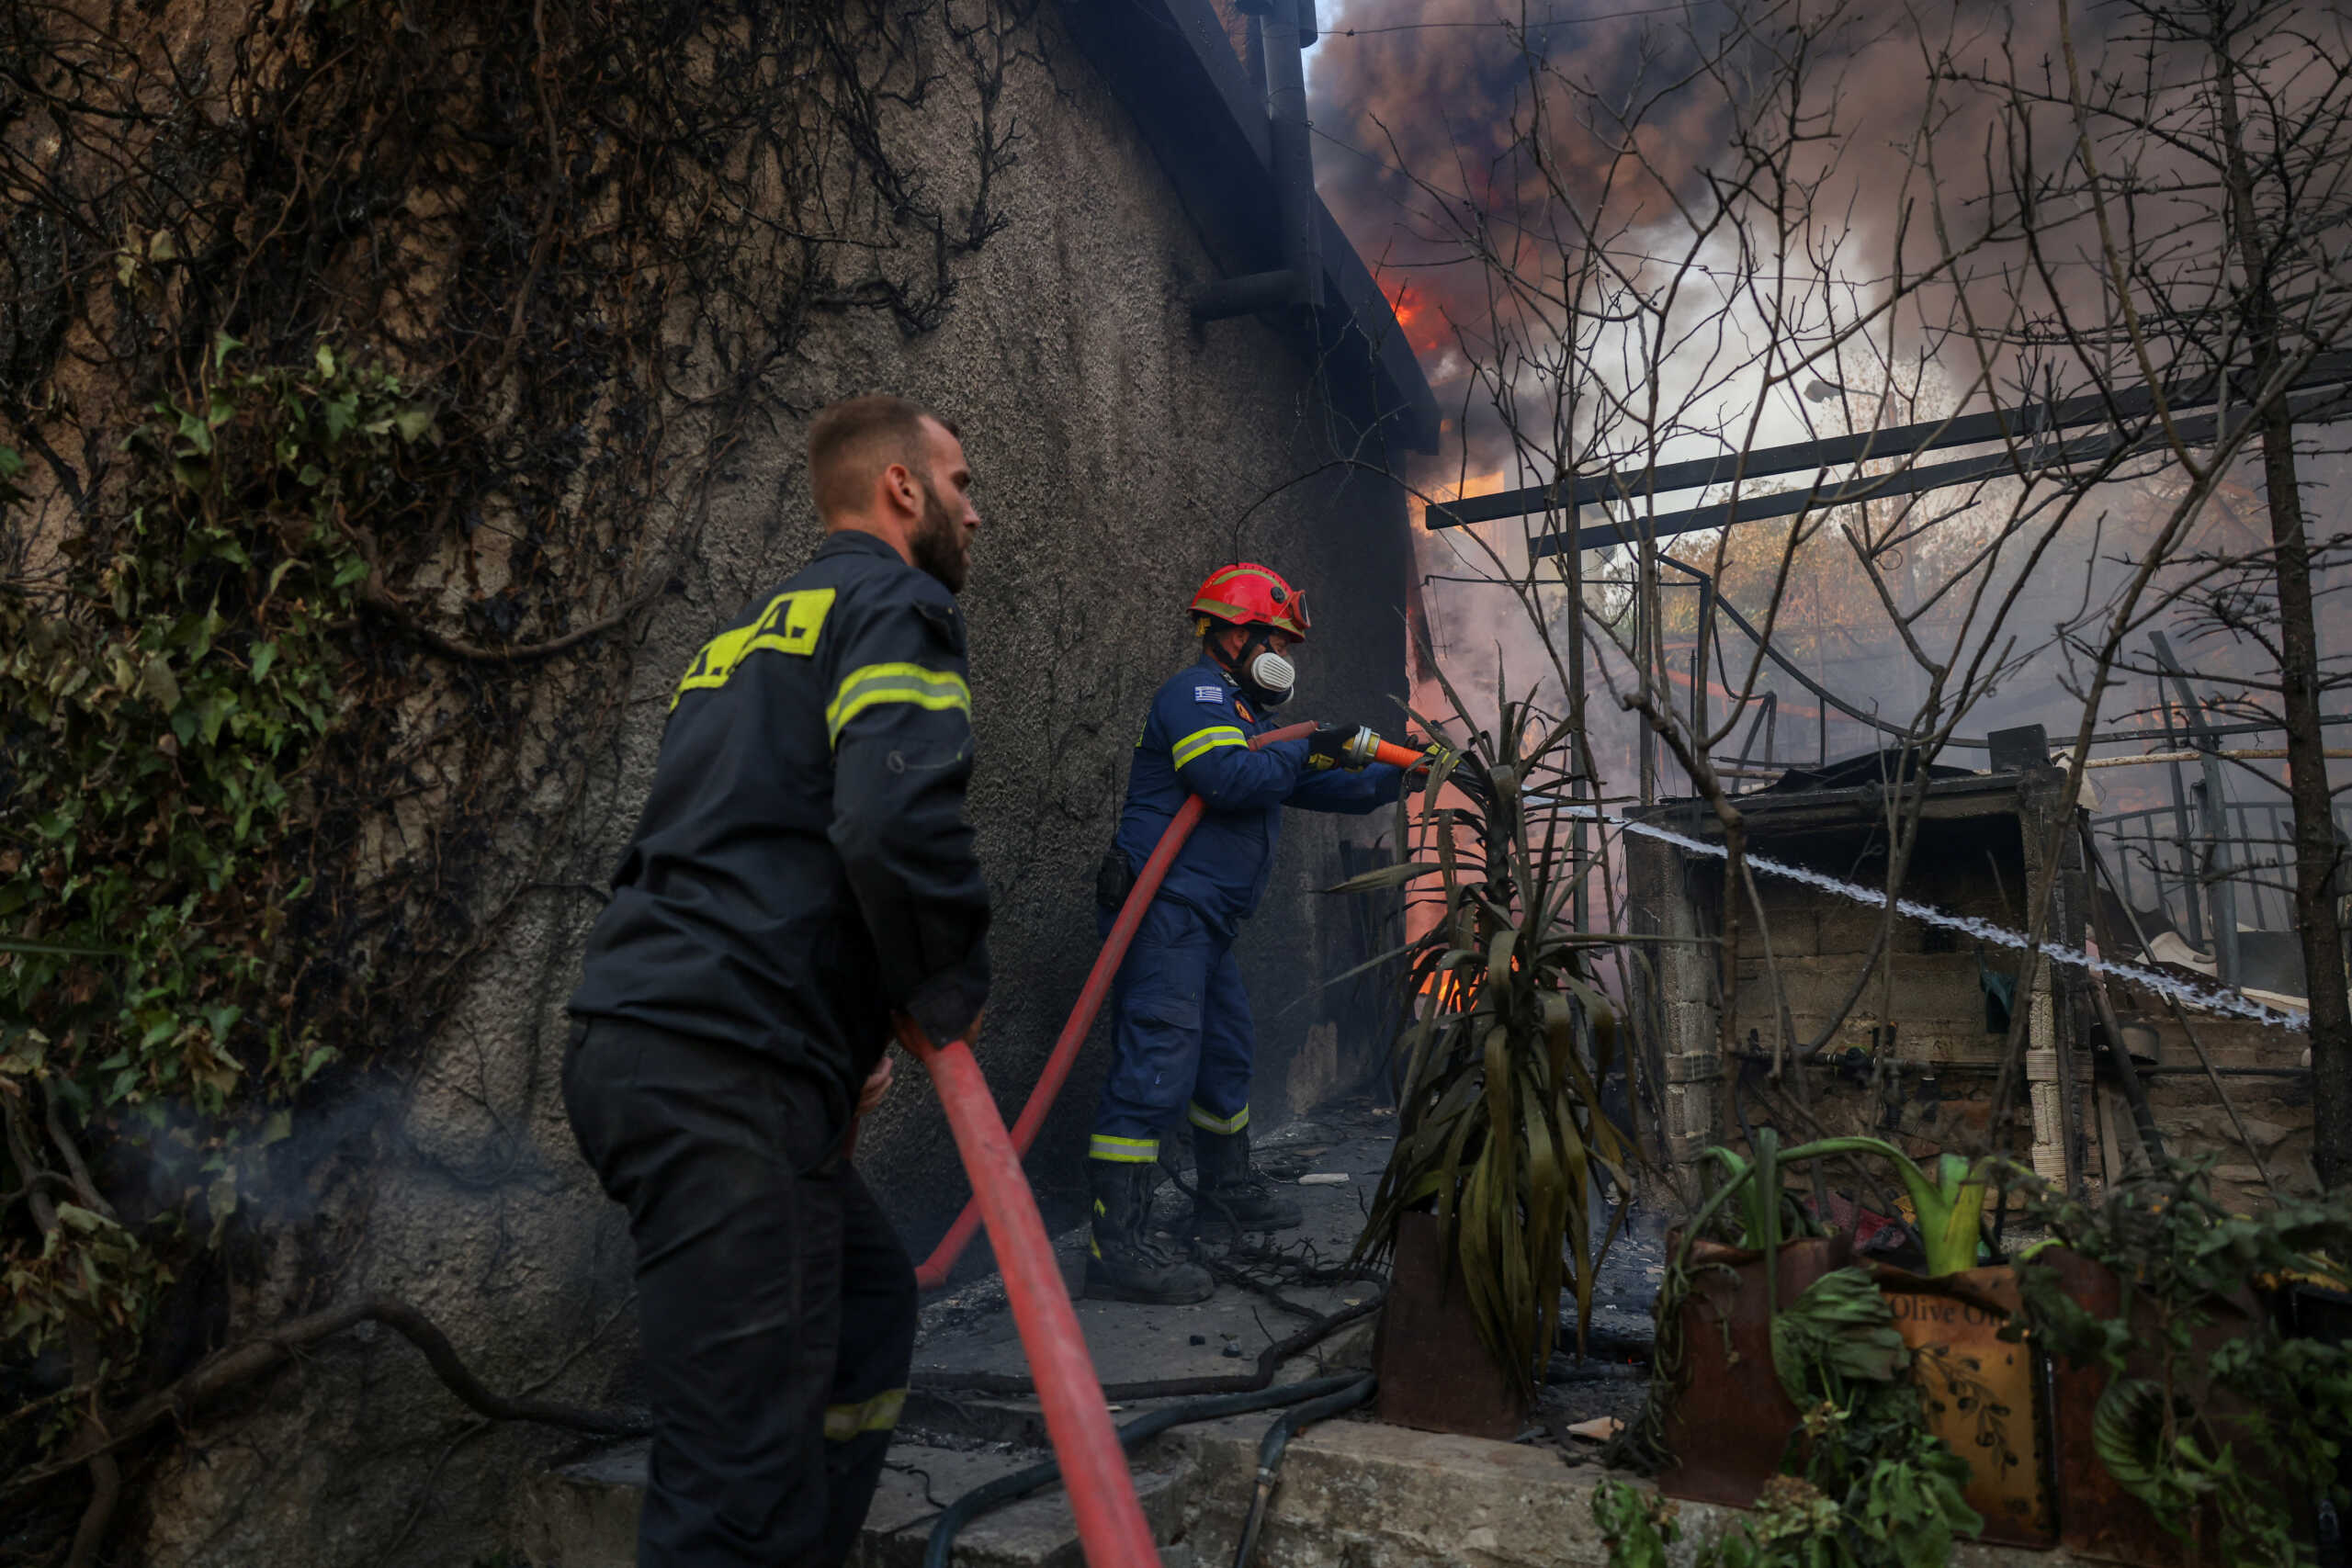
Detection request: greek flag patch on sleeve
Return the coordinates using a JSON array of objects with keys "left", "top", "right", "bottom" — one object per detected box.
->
[{"left": 1194, "top": 684, "right": 1224, "bottom": 704}]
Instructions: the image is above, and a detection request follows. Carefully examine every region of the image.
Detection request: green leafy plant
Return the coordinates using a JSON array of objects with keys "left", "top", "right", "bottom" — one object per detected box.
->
[
  {"left": 1699, "top": 1134, "right": 1992, "bottom": 1278},
  {"left": 1597, "top": 1268, "right": 1980, "bottom": 1568},
  {"left": 1, "top": 339, "right": 435, "bottom": 1361},
  {"left": 2010, "top": 1158, "right": 2352, "bottom": 1568},
  {"left": 1340, "top": 671, "right": 1633, "bottom": 1390}
]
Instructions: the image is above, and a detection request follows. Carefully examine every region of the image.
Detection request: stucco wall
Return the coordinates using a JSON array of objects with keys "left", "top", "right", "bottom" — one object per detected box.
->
[{"left": 132, "top": 8, "right": 1410, "bottom": 1563}]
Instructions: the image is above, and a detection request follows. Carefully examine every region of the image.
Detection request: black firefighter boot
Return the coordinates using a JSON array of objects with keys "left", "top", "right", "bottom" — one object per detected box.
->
[
  {"left": 1190, "top": 1126, "right": 1303, "bottom": 1239},
  {"left": 1086, "top": 1159, "right": 1214, "bottom": 1304}
]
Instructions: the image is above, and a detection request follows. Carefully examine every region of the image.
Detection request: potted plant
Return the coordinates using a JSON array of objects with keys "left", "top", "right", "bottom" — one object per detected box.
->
[
  {"left": 1337, "top": 676, "right": 1634, "bottom": 1437},
  {"left": 1596, "top": 1261, "right": 1982, "bottom": 1568},
  {"left": 2008, "top": 1159, "right": 2352, "bottom": 1568},
  {"left": 1645, "top": 1134, "right": 2049, "bottom": 1543}
]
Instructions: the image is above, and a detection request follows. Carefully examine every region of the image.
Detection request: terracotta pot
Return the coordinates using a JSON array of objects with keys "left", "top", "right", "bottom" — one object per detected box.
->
[
  {"left": 1657, "top": 1233, "right": 1854, "bottom": 1508},
  {"left": 1371, "top": 1210, "right": 1531, "bottom": 1440},
  {"left": 1874, "top": 1264, "right": 2054, "bottom": 1546},
  {"left": 2033, "top": 1247, "right": 2266, "bottom": 1568}
]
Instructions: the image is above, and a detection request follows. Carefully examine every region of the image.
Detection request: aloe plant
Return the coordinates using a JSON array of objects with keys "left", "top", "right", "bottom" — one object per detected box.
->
[
  {"left": 1699, "top": 1128, "right": 1824, "bottom": 1264},
  {"left": 1339, "top": 671, "right": 1635, "bottom": 1391},
  {"left": 1695, "top": 1134, "right": 1992, "bottom": 1277}
]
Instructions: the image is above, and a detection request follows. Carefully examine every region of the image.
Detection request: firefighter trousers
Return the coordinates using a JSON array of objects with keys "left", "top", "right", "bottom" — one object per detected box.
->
[
  {"left": 1088, "top": 896, "right": 1255, "bottom": 1166},
  {"left": 563, "top": 1016, "right": 916, "bottom": 1568}
]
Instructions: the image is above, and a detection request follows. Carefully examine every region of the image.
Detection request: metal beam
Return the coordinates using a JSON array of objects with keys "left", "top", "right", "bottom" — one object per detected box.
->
[
  {"left": 1431, "top": 351, "right": 2352, "bottom": 533},
  {"left": 1530, "top": 379, "right": 2352, "bottom": 558}
]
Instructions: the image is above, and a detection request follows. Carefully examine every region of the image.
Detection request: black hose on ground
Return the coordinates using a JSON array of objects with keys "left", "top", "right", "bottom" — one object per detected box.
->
[
  {"left": 921, "top": 1374, "right": 1363, "bottom": 1568},
  {"left": 1229, "top": 1373, "right": 1377, "bottom": 1568},
  {"left": 910, "top": 1293, "right": 1382, "bottom": 1401}
]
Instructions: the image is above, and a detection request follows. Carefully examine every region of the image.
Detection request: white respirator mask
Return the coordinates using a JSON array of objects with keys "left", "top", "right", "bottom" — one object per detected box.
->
[{"left": 1246, "top": 649, "right": 1296, "bottom": 706}]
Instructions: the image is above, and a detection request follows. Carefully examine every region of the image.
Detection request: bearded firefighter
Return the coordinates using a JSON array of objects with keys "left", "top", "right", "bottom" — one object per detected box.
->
[{"left": 1084, "top": 562, "right": 1417, "bottom": 1303}]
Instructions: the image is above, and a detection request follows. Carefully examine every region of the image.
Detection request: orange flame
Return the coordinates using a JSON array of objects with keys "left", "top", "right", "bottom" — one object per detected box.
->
[{"left": 1379, "top": 276, "right": 1447, "bottom": 355}]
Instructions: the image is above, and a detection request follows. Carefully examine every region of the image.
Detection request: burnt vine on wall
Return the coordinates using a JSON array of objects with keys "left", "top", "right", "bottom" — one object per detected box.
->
[{"left": 0, "top": 0, "right": 1034, "bottom": 1558}]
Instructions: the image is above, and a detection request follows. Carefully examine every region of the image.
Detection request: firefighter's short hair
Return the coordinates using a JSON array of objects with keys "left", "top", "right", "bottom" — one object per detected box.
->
[{"left": 808, "top": 394, "right": 958, "bottom": 521}]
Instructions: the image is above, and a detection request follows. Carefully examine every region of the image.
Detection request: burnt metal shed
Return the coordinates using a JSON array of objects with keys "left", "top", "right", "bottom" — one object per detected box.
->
[{"left": 1624, "top": 754, "right": 2094, "bottom": 1184}]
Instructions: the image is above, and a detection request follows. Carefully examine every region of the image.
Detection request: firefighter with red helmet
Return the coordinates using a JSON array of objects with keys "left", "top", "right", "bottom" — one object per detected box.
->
[{"left": 1084, "top": 563, "right": 1410, "bottom": 1303}]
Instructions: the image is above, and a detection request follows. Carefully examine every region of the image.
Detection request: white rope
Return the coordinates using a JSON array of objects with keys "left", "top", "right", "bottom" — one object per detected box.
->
[{"left": 1543, "top": 799, "right": 2310, "bottom": 1031}]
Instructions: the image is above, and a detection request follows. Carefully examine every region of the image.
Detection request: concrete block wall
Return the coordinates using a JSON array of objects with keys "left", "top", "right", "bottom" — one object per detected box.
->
[{"left": 1633, "top": 783, "right": 2095, "bottom": 1174}]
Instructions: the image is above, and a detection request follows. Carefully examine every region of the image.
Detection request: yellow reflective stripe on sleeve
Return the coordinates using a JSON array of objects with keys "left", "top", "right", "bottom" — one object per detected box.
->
[
  {"left": 671, "top": 588, "right": 835, "bottom": 709},
  {"left": 1171, "top": 725, "right": 1247, "bottom": 769},
  {"left": 1089, "top": 1134, "right": 1159, "bottom": 1163},
  {"left": 1186, "top": 1102, "right": 1249, "bottom": 1134},
  {"left": 822, "top": 1386, "right": 907, "bottom": 1442},
  {"left": 824, "top": 661, "right": 972, "bottom": 746}
]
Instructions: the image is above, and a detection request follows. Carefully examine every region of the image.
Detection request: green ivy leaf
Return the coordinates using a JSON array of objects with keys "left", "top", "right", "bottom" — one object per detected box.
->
[
  {"left": 175, "top": 410, "right": 213, "bottom": 456},
  {"left": 137, "top": 657, "right": 180, "bottom": 709}
]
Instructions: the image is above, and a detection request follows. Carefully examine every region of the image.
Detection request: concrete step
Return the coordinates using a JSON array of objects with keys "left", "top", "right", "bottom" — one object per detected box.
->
[
  {"left": 1174, "top": 1416, "right": 2109, "bottom": 1568},
  {"left": 510, "top": 1435, "right": 1197, "bottom": 1568},
  {"left": 512, "top": 1415, "right": 2098, "bottom": 1568}
]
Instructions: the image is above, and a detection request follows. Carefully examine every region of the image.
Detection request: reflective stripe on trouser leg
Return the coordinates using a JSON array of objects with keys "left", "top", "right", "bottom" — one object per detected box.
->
[
  {"left": 1089, "top": 1134, "right": 1160, "bottom": 1163},
  {"left": 823, "top": 1387, "right": 907, "bottom": 1442},
  {"left": 1186, "top": 1102, "right": 1248, "bottom": 1134}
]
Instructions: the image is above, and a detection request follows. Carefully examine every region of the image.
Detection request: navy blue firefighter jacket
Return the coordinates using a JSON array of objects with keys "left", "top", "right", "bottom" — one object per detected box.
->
[
  {"left": 1112, "top": 657, "right": 1404, "bottom": 938},
  {"left": 569, "top": 530, "right": 989, "bottom": 1132}
]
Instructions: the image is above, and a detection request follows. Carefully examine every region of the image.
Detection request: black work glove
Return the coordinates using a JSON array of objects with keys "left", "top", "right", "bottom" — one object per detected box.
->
[{"left": 1306, "top": 723, "right": 1363, "bottom": 771}]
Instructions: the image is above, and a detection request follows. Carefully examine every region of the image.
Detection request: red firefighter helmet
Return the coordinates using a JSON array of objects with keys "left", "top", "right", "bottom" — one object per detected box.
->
[{"left": 1189, "top": 562, "right": 1311, "bottom": 641}]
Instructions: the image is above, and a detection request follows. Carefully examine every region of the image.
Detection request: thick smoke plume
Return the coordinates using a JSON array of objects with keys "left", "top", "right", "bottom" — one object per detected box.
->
[{"left": 1308, "top": 0, "right": 2347, "bottom": 778}]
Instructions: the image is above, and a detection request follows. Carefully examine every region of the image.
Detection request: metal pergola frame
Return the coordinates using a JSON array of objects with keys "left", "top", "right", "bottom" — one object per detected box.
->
[{"left": 1424, "top": 353, "right": 2352, "bottom": 553}]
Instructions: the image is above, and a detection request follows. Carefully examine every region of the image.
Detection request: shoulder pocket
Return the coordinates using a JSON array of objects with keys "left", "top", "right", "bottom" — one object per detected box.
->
[{"left": 914, "top": 595, "right": 967, "bottom": 657}]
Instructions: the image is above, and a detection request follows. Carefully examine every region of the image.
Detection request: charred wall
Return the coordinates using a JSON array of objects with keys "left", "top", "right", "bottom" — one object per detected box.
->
[{"left": 127, "top": 6, "right": 1414, "bottom": 1563}]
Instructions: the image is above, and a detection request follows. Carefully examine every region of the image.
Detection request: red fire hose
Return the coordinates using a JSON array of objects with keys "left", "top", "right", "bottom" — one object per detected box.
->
[
  {"left": 913, "top": 721, "right": 1427, "bottom": 1290},
  {"left": 893, "top": 1017, "right": 1163, "bottom": 1568}
]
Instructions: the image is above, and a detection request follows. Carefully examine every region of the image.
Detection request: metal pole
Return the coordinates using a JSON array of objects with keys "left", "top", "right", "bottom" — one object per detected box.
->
[
  {"left": 2159, "top": 692, "right": 2204, "bottom": 951},
  {"left": 1692, "top": 572, "right": 1711, "bottom": 774},
  {"left": 2151, "top": 632, "right": 2241, "bottom": 989},
  {"left": 1259, "top": 0, "right": 1322, "bottom": 310}
]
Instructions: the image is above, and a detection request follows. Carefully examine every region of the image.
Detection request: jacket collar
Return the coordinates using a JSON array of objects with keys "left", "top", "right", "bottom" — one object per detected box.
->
[{"left": 816, "top": 528, "right": 907, "bottom": 565}]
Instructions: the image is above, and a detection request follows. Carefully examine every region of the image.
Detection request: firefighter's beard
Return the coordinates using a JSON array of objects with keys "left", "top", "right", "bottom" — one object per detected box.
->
[{"left": 910, "top": 479, "right": 970, "bottom": 593}]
